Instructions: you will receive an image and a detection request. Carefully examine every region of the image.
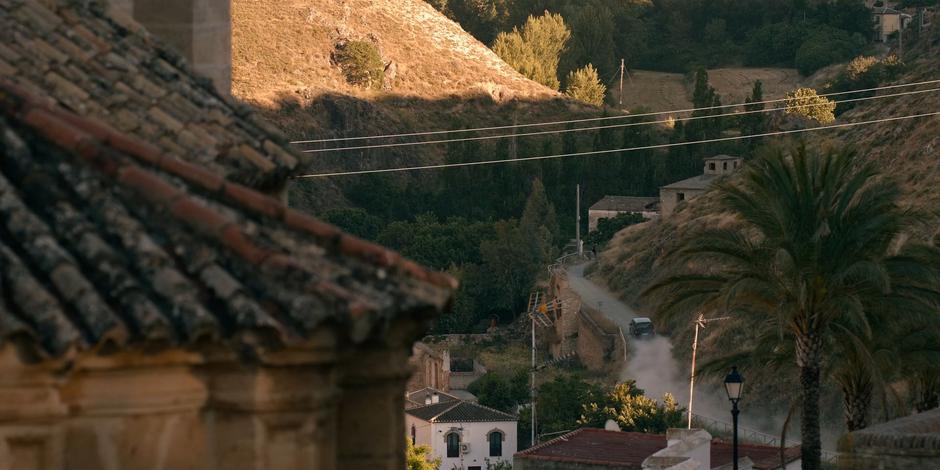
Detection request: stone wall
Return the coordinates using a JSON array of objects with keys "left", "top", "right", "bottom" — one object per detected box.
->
[
  {"left": 0, "top": 330, "right": 416, "bottom": 470},
  {"left": 576, "top": 308, "right": 625, "bottom": 372},
  {"left": 406, "top": 342, "right": 450, "bottom": 392},
  {"left": 837, "top": 407, "right": 940, "bottom": 470}
]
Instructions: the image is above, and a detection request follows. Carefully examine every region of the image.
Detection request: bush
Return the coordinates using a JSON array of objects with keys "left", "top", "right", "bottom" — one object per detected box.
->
[
  {"left": 493, "top": 12, "right": 571, "bottom": 89},
  {"left": 785, "top": 87, "right": 836, "bottom": 124},
  {"left": 333, "top": 40, "right": 385, "bottom": 89},
  {"left": 564, "top": 64, "right": 606, "bottom": 106},
  {"left": 586, "top": 212, "right": 645, "bottom": 246}
]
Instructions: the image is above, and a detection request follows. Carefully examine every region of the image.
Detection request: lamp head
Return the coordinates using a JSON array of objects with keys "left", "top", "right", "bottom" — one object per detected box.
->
[{"left": 724, "top": 366, "right": 744, "bottom": 402}]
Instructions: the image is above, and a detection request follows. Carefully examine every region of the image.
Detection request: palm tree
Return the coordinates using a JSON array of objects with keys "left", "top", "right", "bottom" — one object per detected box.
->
[{"left": 645, "top": 145, "right": 940, "bottom": 470}]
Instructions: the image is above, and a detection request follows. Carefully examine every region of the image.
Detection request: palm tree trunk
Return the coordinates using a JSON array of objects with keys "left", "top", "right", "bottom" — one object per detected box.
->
[
  {"left": 843, "top": 381, "right": 871, "bottom": 431},
  {"left": 797, "top": 333, "right": 823, "bottom": 470}
]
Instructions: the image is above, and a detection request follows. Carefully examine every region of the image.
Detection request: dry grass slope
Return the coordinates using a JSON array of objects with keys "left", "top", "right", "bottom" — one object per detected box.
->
[
  {"left": 232, "top": 0, "right": 556, "bottom": 105},
  {"left": 619, "top": 68, "right": 802, "bottom": 112}
]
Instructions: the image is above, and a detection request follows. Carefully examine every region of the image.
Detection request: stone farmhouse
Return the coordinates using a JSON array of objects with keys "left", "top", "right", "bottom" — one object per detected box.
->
[
  {"left": 0, "top": 1, "right": 456, "bottom": 469},
  {"left": 659, "top": 155, "right": 744, "bottom": 218},
  {"left": 588, "top": 196, "right": 660, "bottom": 232},
  {"left": 405, "top": 388, "right": 518, "bottom": 470}
]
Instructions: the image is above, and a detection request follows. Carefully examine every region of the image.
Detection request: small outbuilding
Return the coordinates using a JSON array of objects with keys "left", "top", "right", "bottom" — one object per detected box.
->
[{"left": 659, "top": 155, "right": 744, "bottom": 218}]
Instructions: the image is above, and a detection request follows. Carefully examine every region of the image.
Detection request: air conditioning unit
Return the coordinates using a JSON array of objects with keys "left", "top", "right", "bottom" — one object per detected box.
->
[{"left": 460, "top": 443, "right": 471, "bottom": 454}]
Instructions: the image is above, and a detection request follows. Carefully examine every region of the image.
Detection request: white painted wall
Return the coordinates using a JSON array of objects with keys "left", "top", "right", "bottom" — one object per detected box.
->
[{"left": 406, "top": 416, "right": 517, "bottom": 470}]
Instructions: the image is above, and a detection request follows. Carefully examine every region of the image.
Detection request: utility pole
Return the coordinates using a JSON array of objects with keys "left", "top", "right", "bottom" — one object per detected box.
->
[
  {"left": 576, "top": 184, "right": 582, "bottom": 257},
  {"left": 530, "top": 292, "right": 538, "bottom": 446},
  {"left": 899, "top": 14, "right": 904, "bottom": 57},
  {"left": 687, "top": 313, "right": 730, "bottom": 428},
  {"left": 619, "top": 58, "right": 625, "bottom": 107}
]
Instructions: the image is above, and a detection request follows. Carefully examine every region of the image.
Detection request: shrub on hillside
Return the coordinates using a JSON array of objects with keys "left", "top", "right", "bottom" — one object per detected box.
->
[
  {"left": 785, "top": 87, "right": 836, "bottom": 124},
  {"left": 564, "top": 64, "right": 606, "bottom": 106},
  {"left": 493, "top": 12, "right": 570, "bottom": 89},
  {"left": 332, "top": 40, "right": 385, "bottom": 90}
]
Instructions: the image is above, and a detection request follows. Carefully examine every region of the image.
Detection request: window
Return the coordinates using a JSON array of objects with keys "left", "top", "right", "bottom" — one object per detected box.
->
[
  {"left": 708, "top": 162, "right": 716, "bottom": 171},
  {"left": 411, "top": 425, "right": 416, "bottom": 445},
  {"left": 446, "top": 432, "right": 460, "bottom": 458},
  {"left": 489, "top": 431, "right": 504, "bottom": 457},
  {"left": 677, "top": 192, "right": 685, "bottom": 202},
  {"left": 723, "top": 162, "right": 728, "bottom": 170}
]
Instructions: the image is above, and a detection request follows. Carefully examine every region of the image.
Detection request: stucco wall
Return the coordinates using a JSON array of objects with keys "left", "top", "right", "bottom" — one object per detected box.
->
[
  {"left": 659, "top": 188, "right": 705, "bottom": 218},
  {"left": 409, "top": 420, "right": 517, "bottom": 470}
]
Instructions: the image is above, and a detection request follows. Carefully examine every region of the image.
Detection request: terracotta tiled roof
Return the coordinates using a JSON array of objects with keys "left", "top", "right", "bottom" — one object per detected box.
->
[
  {"left": 406, "top": 401, "right": 517, "bottom": 423},
  {"left": 0, "top": 0, "right": 298, "bottom": 191},
  {"left": 514, "top": 428, "right": 800, "bottom": 469},
  {"left": 0, "top": 81, "right": 456, "bottom": 359}
]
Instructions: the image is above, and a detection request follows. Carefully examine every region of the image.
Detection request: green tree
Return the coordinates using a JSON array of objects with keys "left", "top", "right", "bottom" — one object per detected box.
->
[
  {"left": 493, "top": 12, "right": 571, "bottom": 89},
  {"left": 520, "top": 178, "right": 559, "bottom": 264},
  {"left": 469, "top": 373, "right": 519, "bottom": 413},
  {"left": 564, "top": 64, "right": 607, "bottom": 106},
  {"left": 536, "top": 375, "right": 606, "bottom": 435},
  {"left": 406, "top": 437, "right": 440, "bottom": 470},
  {"left": 794, "top": 27, "right": 866, "bottom": 76},
  {"left": 321, "top": 208, "right": 384, "bottom": 240},
  {"left": 479, "top": 220, "right": 543, "bottom": 313},
  {"left": 579, "top": 381, "right": 684, "bottom": 433},
  {"left": 646, "top": 146, "right": 940, "bottom": 469},
  {"left": 332, "top": 40, "right": 385, "bottom": 89},
  {"left": 785, "top": 87, "right": 836, "bottom": 125},
  {"left": 741, "top": 80, "right": 766, "bottom": 136}
]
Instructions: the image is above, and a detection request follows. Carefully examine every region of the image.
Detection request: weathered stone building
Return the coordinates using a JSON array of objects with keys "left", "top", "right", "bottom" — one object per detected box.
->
[
  {"left": 0, "top": 1, "right": 455, "bottom": 469},
  {"left": 588, "top": 196, "right": 660, "bottom": 232},
  {"left": 659, "top": 155, "right": 743, "bottom": 218},
  {"left": 407, "top": 341, "right": 451, "bottom": 393}
]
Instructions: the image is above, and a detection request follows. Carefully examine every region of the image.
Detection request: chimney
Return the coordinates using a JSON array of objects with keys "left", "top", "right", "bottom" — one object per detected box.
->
[
  {"left": 424, "top": 393, "right": 432, "bottom": 405},
  {"left": 432, "top": 392, "right": 440, "bottom": 404},
  {"left": 117, "top": 0, "right": 232, "bottom": 94}
]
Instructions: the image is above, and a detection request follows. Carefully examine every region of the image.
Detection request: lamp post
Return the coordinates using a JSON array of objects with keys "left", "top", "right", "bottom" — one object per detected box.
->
[{"left": 724, "top": 366, "right": 744, "bottom": 470}]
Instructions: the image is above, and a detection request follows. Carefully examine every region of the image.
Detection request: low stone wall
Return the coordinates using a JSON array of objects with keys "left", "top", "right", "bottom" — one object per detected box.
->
[
  {"left": 838, "top": 407, "right": 940, "bottom": 469},
  {"left": 576, "top": 308, "right": 625, "bottom": 372}
]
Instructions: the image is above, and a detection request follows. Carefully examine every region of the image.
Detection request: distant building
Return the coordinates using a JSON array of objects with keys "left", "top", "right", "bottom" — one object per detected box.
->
[
  {"left": 873, "top": 6, "right": 913, "bottom": 42},
  {"left": 588, "top": 196, "right": 661, "bottom": 231},
  {"left": 513, "top": 428, "right": 800, "bottom": 470},
  {"left": 660, "top": 155, "right": 744, "bottom": 218},
  {"left": 408, "top": 341, "right": 451, "bottom": 393},
  {"left": 406, "top": 391, "right": 518, "bottom": 470}
]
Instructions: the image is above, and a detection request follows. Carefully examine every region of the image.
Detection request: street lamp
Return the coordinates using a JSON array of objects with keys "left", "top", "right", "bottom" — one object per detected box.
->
[{"left": 724, "top": 366, "right": 744, "bottom": 470}]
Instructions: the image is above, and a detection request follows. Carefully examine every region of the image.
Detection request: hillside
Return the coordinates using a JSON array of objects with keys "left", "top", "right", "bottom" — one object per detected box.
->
[
  {"left": 618, "top": 68, "right": 802, "bottom": 112},
  {"left": 595, "top": 22, "right": 940, "bottom": 306},
  {"left": 588, "top": 21, "right": 940, "bottom": 435},
  {"left": 232, "top": 0, "right": 571, "bottom": 143}
]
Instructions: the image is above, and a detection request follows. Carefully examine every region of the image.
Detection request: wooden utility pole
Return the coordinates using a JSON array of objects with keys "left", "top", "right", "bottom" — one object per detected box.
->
[
  {"left": 619, "top": 59, "right": 625, "bottom": 107},
  {"left": 687, "top": 314, "right": 730, "bottom": 428},
  {"left": 576, "top": 184, "right": 582, "bottom": 257}
]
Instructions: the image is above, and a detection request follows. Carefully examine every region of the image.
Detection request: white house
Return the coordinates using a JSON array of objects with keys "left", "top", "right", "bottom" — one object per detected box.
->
[{"left": 406, "top": 390, "right": 518, "bottom": 470}]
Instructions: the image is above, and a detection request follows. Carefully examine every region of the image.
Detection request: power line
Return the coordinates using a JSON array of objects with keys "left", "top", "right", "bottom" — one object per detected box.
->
[
  {"left": 293, "top": 111, "right": 939, "bottom": 178},
  {"left": 296, "top": 87, "right": 940, "bottom": 153},
  {"left": 289, "top": 78, "right": 940, "bottom": 144}
]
